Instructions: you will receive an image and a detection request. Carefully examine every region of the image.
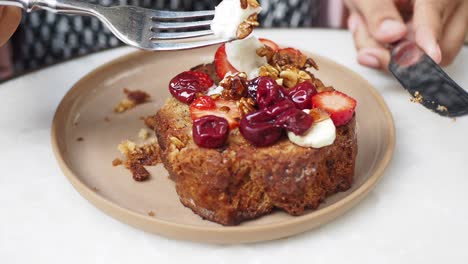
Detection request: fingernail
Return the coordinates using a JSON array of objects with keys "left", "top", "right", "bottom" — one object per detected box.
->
[
  {"left": 429, "top": 44, "right": 442, "bottom": 64},
  {"left": 358, "top": 52, "right": 381, "bottom": 69},
  {"left": 377, "top": 19, "right": 407, "bottom": 42},
  {"left": 416, "top": 28, "right": 442, "bottom": 63},
  {"left": 348, "top": 15, "right": 359, "bottom": 33}
]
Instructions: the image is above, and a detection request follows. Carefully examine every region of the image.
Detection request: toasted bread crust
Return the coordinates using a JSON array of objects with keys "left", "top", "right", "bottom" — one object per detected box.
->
[{"left": 154, "top": 95, "right": 357, "bottom": 225}]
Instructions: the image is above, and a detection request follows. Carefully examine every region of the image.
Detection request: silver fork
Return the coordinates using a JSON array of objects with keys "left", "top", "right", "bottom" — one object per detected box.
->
[{"left": 1, "top": 0, "right": 233, "bottom": 51}]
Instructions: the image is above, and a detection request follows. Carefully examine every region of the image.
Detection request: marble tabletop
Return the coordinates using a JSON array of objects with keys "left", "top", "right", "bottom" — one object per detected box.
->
[{"left": 1, "top": 29, "right": 467, "bottom": 264}]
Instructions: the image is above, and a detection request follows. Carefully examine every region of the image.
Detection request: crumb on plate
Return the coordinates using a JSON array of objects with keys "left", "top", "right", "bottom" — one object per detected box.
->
[
  {"left": 115, "top": 140, "right": 162, "bottom": 182},
  {"left": 114, "top": 88, "right": 151, "bottom": 113}
]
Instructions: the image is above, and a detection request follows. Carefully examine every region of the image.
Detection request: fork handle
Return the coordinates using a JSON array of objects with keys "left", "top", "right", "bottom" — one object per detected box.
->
[{"left": 0, "top": 0, "right": 98, "bottom": 15}]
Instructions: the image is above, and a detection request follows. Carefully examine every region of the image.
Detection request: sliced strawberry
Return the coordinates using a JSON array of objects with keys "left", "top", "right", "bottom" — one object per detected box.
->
[
  {"left": 311, "top": 91, "right": 357, "bottom": 126},
  {"left": 190, "top": 96, "right": 241, "bottom": 129},
  {"left": 259, "top": 38, "right": 279, "bottom": 51},
  {"left": 188, "top": 71, "right": 214, "bottom": 90},
  {"left": 191, "top": 96, "right": 216, "bottom": 110},
  {"left": 214, "top": 44, "right": 238, "bottom": 79}
]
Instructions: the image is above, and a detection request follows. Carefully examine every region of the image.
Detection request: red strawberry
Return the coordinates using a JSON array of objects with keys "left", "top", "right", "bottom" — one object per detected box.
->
[
  {"left": 214, "top": 44, "right": 238, "bottom": 79},
  {"left": 311, "top": 91, "right": 357, "bottom": 126},
  {"left": 191, "top": 96, "right": 216, "bottom": 110},
  {"left": 190, "top": 96, "right": 241, "bottom": 129},
  {"left": 259, "top": 38, "right": 279, "bottom": 51}
]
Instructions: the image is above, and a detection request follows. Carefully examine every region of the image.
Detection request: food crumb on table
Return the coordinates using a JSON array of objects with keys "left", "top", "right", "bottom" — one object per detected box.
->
[
  {"left": 76, "top": 137, "right": 84, "bottom": 142},
  {"left": 410, "top": 91, "right": 423, "bottom": 104},
  {"left": 148, "top": 211, "right": 155, "bottom": 217},
  {"left": 437, "top": 105, "right": 448, "bottom": 112}
]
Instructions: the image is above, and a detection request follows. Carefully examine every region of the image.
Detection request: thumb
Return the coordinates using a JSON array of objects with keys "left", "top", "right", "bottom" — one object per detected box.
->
[{"left": 347, "top": 0, "right": 407, "bottom": 43}]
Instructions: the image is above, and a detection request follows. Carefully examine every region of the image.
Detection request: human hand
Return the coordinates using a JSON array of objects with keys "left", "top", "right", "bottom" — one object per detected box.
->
[
  {"left": 0, "top": 6, "right": 21, "bottom": 47},
  {"left": 345, "top": 0, "right": 468, "bottom": 70}
]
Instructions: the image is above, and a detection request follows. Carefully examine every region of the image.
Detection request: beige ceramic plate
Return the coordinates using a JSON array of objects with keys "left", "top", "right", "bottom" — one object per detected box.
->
[{"left": 51, "top": 46, "right": 395, "bottom": 244}]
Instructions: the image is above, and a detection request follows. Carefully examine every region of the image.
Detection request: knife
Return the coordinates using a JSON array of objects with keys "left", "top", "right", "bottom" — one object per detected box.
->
[{"left": 388, "top": 40, "right": 468, "bottom": 117}]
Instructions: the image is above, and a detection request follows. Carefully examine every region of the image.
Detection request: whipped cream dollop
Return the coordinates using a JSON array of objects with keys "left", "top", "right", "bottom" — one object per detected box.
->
[
  {"left": 206, "top": 85, "right": 224, "bottom": 96},
  {"left": 288, "top": 110, "right": 336, "bottom": 148},
  {"left": 225, "top": 36, "right": 267, "bottom": 79},
  {"left": 211, "top": 0, "right": 262, "bottom": 39}
]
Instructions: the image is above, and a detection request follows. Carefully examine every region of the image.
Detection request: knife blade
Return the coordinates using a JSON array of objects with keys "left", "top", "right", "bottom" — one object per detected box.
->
[{"left": 388, "top": 40, "right": 468, "bottom": 117}]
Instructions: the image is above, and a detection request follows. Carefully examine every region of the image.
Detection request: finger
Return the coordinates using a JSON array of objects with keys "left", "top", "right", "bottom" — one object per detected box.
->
[
  {"left": 0, "top": 7, "right": 21, "bottom": 47},
  {"left": 412, "top": 0, "right": 445, "bottom": 63},
  {"left": 345, "top": 0, "right": 407, "bottom": 43},
  {"left": 349, "top": 13, "right": 391, "bottom": 70},
  {"left": 438, "top": 1, "right": 468, "bottom": 66}
]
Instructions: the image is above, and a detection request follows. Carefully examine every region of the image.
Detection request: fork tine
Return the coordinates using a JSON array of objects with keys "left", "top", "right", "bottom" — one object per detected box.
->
[
  {"left": 150, "top": 38, "right": 233, "bottom": 51},
  {"left": 152, "top": 20, "right": 212, "bottom": 30},
  {"left": 152, "top": 10, "right": 215, "bottom": 20},
  {"left": 151, "top": 30, "right": 213, "bottom": 40}
]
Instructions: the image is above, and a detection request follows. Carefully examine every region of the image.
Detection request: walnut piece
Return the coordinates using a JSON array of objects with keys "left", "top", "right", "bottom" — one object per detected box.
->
[
  {"left": 236, "top": 21, "right": 254, "bottom": 40},
  {"left": 220, "top": 72, "right": 249, "bottom": 100},
  {"left": 237, "top": 97, "right": 256, "bottom": 116}
]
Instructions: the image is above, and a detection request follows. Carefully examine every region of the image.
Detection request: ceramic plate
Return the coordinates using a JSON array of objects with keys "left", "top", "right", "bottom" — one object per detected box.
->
[{"left": 51, "top": 46, "right": 395, "bottom": 244}]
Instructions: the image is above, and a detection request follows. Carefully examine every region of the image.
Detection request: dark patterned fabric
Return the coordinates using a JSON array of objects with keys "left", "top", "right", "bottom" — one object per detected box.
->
[{"left": 11, "top": 0, "right": 321, "bottom": 74}]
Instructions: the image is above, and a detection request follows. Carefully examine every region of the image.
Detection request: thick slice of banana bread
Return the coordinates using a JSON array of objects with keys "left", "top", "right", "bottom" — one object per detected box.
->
[{"left": 153, "top": 96, "right": 357, "bottom": 226}]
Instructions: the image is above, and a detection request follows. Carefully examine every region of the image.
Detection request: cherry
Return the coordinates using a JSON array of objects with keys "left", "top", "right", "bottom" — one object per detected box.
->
[
  {"left": 169, "top": 71, "right": 213, "bottom": 104},
  {"left": 192, "top": 115, "right": 229, "bottom": 148},
  {"left": 286, "top": 82, "right": 317, "bottom": 110},
  {"left": 239, "top": 111, "right": 283, "bottom": 147},
  {"left": 248, "top": 76, "right": 286, "bottom": 108},
  {"left": 275, "top": 108, "right": 314, "bottom": 135}
]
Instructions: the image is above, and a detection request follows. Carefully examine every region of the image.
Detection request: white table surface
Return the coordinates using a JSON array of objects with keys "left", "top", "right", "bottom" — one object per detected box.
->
[{"left": 1, "top": 29, "right": 468, "bottom": 263}]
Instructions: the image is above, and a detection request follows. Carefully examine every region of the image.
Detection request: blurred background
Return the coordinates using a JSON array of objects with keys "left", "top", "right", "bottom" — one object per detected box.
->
[{"left": 1, "top": 0, "right": 347, "bottom": 80}]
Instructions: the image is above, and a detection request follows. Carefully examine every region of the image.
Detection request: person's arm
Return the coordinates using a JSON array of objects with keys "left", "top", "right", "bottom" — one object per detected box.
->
[
  {"left": 0, "top": 6, "right": 21, "bottom": 47},
  {"left": 344, "top": 0, "right": 468, "bottom": 70}
]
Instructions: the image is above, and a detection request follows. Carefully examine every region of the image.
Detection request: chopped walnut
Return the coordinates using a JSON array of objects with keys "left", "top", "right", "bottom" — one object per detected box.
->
[
  {"left": 258, "top": 64, "right": 280, "bottom": 79},
  {"left": 257, "top": 45, "right": 275, "bottom": 62},
  {"left": 237, "top": 97, "right": 256, "bottom": 116},
  {"left": 236, "top": 13, "right": 259, "bottom": 39},
  {"left": 237, "top": 21, "right": 254, "bottom": 40},
  {"left": 280, "top": 69, "right": 299, "bottom": 88},
  {"left": 220, "top": 73, "right": 249, "bottom": 100},
  {"left": 240, "top": 0, "right": 260, "bottom": 9}
]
